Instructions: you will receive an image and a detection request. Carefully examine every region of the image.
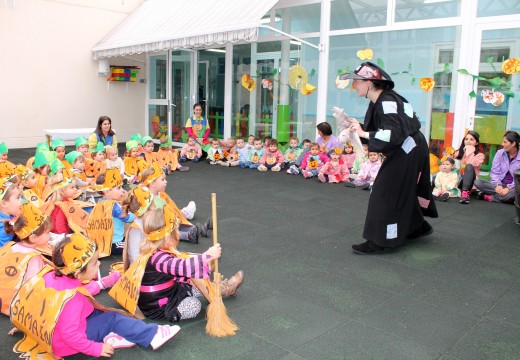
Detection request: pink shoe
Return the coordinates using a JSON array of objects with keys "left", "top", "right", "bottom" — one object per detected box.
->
[
  {"left": 150, "top": 325, "right": 181, "bottom": 350},
  {"left": 103, "top": 332, "right": 136, "bottom": 349},
  {"left": 302, "top": 170, "right": 311, "bottom": 179},
  {"left": 318, "top": 173, "right": 326, "bottom": 183}
]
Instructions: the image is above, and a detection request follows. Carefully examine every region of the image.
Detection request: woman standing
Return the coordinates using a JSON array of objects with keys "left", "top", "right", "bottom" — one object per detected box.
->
[
  {"left": 341, "top": 62, "right": 438, "bottom": 254},
  {"left": 88, "top": 115, "right": 117, "bottom": 151},
  {"left": 474, "top": 131, "right": 520, "bottom": 204}
]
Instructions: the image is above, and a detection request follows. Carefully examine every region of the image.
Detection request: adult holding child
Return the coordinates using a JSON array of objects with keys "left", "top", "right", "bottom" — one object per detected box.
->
[
  {"left": 88, "top": 115, "right": 117, "bottom": 151},
  {"left": 341, "top": 62, "right": 438, "bottom": 254},
  {"left": 473, "top": 130, "right": 520, "bottom": 204},
  {"left": 185, "top": 103, "right": 211, "bottom": 153}
]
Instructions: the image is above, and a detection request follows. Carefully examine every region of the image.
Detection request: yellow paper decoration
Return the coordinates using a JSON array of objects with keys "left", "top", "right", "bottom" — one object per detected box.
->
[
  {"left": 419, "top": 77, "right": 435, "bottom": 92},
  {"left": 288, "top": 65, "right": 308, "bottom": 90},
  {"left": 301, "top": 83, "right": 316, "bottom": 95},
  {"left": 502, "top": 58, "right": 520, "bottom": 74},
  {"left": 241, "top": 74, "right": 256, "bottom": 92},
  {"left": 356, "top": 48, "right": 374, "bottom": 60}
]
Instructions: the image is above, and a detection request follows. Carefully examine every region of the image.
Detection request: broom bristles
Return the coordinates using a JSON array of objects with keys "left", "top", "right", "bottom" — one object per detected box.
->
[{"left": 206, "top": 298, "right": 239, "bottom": 337}]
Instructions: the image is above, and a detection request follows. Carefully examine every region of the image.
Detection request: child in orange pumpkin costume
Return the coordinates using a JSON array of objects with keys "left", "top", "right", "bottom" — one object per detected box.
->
[{"left": 124, "top": 140, "right": 149, "bottom": 183}]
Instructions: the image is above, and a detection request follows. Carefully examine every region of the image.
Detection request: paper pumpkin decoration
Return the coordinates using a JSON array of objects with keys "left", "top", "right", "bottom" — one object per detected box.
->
[
  {"left": 419, "top": 77, "right": 435, "bottom": 92},
  {"left": 301, "top": 83, "right": 316, "bottom": 95},
  {"left": 356, "top": 48, "right": 374, "bottom": 61},
  {"left": 502, "top": 58, "right": 520, "bottom": 75},
  {"left": 261, "top": 79, "right": 273, "bottom": 90},
  {"left": 335, "top": 76, "right": 350, "bottom": 90},
  {"left": 241, "top": 74, "right": 256, "bottom": 92},
  {"left": 481, "top": 89, "right": 505, "bottom": 106},
  {"left": 288, "top": 65, "right": 308, "bottom": 90}
]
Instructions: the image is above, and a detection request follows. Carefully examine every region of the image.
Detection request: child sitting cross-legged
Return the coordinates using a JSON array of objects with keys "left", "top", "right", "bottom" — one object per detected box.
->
[
  {"left": 258, "top": 138, "right": 284, "bottom": 172},
  {"left": 10, "top": 233, "right": 180, "bottom": 359},
  {"left": 157, "top": 135, "right": 188, "bottom": 174},
  {"left": 345, "top": 151, "right": 381, "bottom": 190},
  {"left": 245, "top": 138, "right": 264, "bottom": 169},
  {"left": 113, "top": 206, "right": 244, "bottom": 323},
  {"left": 228, "top": 138, "right": 249, "bottom": 168},
  {"left": 283, "top": 137, "right": 303, "bottom": 169},
  {"left": 318, "top": 147, "right": 350, "bottom": 184},
  {"left": 180, "top": 136, "right": 203, "bottom": 163},
  {"left": 300, "top": 142, "right": 329, "bottom": 179},
  {"left": 432, "top": 157, "right": 460, "bottom": 201},
  {"left": 206, "top": 138, "right": 228, "bottom": 166}
]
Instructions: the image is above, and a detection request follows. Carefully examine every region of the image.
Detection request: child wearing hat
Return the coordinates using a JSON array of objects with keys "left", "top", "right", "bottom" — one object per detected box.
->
[
  {"left": 25, "top": 142, "right": 50, "bottom": 170},
  {"left": 142, "top": 136, "right": 157, "bottom": 164},
  {"left": 51, "top": 139, "right": 72, "bottom": 170},
  {"left": 10, "top": 233, "right": 180, "bottom": 359},
  {"left": 140, "top": 163, "right": 207, "bottom": 242},
  {"left": 66, "top": 150, "right": 89, "bottom": 187},
  {"left": 0, "top": 202, "right": 53, "bottom": 316},
  {"left": 158, "top": 135, "right": 188, "bottom": 173},
  {"left": 87, "top": 169, "right": 135, "bottom": 257},
  {"left": 432, "top": 157, "right": 460, "bottom": 201},
  {"left": 110, "top": 207, "right": 243, "bottom": 323},
  {"left": 0, "top": 178, "right": 23, "bottom": 246},
  {"left": 15, "top": 165, "right": 44, "bottom": 208},
  {"left": 123, "top": 140, "right": 149, "bottom": 183},
  {"left": 75, "top": 136, "right": 90, "bottom": 158},
  {"left": 0, "top": 142, "right": 16, "bottom": 179},
  {"left": 130, "top": 133, "right": 144, "bottom": 155},
  {"left": 318, "top": 147, "right": 350, "bottom": 183}
]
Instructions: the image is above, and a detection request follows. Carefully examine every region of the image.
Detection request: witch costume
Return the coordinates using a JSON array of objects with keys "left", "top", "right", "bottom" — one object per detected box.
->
[{"left": 340, "top": 62, "right": 438, "bottom": 253}]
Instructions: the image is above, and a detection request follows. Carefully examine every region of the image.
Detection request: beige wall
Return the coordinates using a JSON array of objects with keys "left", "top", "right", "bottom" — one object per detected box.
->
[{"left": 0, "top": 0, "right": 146, "bottom": 149}]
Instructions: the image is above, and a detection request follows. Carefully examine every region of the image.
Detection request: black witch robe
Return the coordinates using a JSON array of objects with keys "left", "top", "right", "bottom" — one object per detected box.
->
[{"left": 361, "top": 90, "right": 438, "bottom": 248}]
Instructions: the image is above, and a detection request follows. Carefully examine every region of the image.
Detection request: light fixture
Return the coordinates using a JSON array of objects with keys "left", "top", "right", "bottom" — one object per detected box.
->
[
  {"left": 290, "top": 40, "right": 301, "bottom": 45},
  {"left": 423, "top": 0, "right": 451, "bottom": 4},
  {"left": 206, "top": 49, "right": 226, "bottom": 53}
]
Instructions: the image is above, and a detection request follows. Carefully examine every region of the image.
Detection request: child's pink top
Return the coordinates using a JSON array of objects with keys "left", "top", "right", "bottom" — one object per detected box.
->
[
  {"left": 341, "top": 152, "right": 356, "bottom": 169},
  {"left": 11, "top": 243, "right": 45, "bottom": 281},
  {"left": 358, "top": 160, "right": 381, "bottom": 181},
  {"left": 319, "top": 160, "right": 350, "bottom": 181},
  {"left": 301, "top": 152, "right": 329, "bottom": 169},
  {"left": 44, "top": 272, "right": 103, "bottom": 358},
  {"left": 181, "top": 143, "right": 202, "bottom": 158},
  {"left": 260, "top": 149, "right": 284, "bottom": 165}
]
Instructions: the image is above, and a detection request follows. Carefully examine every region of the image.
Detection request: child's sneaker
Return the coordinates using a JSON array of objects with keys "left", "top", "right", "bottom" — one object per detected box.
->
[
  {"left": 178, "top": 165, "right": 189, "bottom": 172},
  {"left": 258, "top": 165, "right": 267, "bottom": 171},
  {"left": 437, "top": 193, "right": 449, "bottom": 201},
  {"left": 318, "top": 173, "right": 326, "bottom": 183},
  {"left": 302, "top": 170, "right": 312, "bottom": 178},
  {"left": 271, "top": 165, "right": 281, "bottom": 172},
  {"left": 196, "top": 222, "right": 209, "bottom": 237},
  {"left": 218, "top": 160, "right": 230, "bottom": 167},
  {"left": 459, "top": 190, "right": 470, "bottom": 204},
  {"left": 288, "top": 165, "right": 300, "bottom": 175},
  {"left": 150, "top": 325, "right": 181, "bottom": 350},
  {"left": 103, "top": 332, "right": 136, "bottom": 349},
  {"left": 181, "top": 201, "right": 196, "bottom": 220}
]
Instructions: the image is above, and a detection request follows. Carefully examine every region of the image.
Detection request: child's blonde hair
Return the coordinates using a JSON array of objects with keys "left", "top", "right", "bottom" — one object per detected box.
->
[
  {"left": 141, "top": 208, "right": 180, "bottom": 253},
  {"left": 104, "top": 145, "right": 117, "bottom": 156}
]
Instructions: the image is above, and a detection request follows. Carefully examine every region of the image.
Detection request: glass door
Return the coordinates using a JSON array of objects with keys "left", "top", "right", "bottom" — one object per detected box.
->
[
  {"left": 147, "top": 54, "right": 169, "bottom": 143},
  {"left": 198, "top": 61, "right": 209, "bottom": 119},
  {"left": 171, "top": 50, "right": 194, "bottom": 144}
]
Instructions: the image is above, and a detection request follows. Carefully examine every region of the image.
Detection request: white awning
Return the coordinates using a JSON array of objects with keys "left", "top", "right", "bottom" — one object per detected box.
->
[{"left": 92, "top": 0, "right": 279, "bottom": 60}]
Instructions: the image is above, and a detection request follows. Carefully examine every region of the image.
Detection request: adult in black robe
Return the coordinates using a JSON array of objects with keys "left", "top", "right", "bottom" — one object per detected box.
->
[{"left": 340, "top": 62, "right": 438, "bottom": 254}]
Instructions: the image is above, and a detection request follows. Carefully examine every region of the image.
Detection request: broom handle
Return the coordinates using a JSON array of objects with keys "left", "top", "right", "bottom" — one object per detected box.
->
[{"left": 211, "top": 192, "right": 218, "bottom": 274}]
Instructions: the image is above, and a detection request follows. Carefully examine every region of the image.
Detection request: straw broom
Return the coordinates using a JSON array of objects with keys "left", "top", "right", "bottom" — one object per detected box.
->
[{"left": 205, "top": 192, "right": 239, "bottom": 337}]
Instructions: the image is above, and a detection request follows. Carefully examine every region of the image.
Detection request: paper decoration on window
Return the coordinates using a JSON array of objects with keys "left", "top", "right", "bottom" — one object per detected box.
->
[
  {"left": 301, "top": 83, "right": 316, "bottom": 95},
  {"left": 356, "top": 49, "right": 374, "bottom": 61},
  {"left": 241, "top": 74, "right": 256, "bottom": 92},
  {"left": 335, "top": 76, "right": 350, "bottom": 90},
  {"left": 261, "top": 79, "right": 273, "bottom": 90},
  {"left": 419, "top": 77, "right": 435, "bottom": 92},
  {"left": 288, "top": 65, "right": 308, "bottom": 90},
  {"left": 481, "top": 89, "right": 505, "bottom": 107},
  {"left": 502, "top": 58, "right": 520, "bottom": 74}
]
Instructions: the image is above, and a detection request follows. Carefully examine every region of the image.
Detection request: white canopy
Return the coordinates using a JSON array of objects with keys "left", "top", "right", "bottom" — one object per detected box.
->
[{"left": 92, "top": 0, "right": 279, "bottom": 59}]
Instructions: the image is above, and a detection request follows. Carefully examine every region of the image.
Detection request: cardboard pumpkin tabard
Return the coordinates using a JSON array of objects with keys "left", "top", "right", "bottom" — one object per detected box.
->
[
  {"left": 266, "top": 153, "right": 277, "bottom": 165},
  {"left": 86, "top": 200, "right": 116, "bottom": 257},
  {"left": 0, "top": 242, "right": 41, "bottom": 316},
  {"left": 10, "top": 266, "right": 78, "bottom": 357}
]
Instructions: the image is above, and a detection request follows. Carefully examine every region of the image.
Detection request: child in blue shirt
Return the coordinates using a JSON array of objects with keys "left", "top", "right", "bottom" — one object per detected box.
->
[
  {"left": 245, "top": 138, "right": 264, "bottom": 169},
  {"left": 0, "top": 178, "right": 23, "bottom": 246}
]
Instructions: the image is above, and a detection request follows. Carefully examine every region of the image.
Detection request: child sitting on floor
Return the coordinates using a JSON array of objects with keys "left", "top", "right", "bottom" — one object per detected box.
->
[
  {"left": 245, "top": 138, "right": 264, "bottom": 169},
  {"left": 258, "top": 138, "right": 284, "bottom": 172},
  {"left": 66, "top": 150, "right": 89, "bottom": 187},
  {"left": 432, "top": 157, "right": 460, "bottom": 201},
  {"left": 287, "top": 139, "right": 311, "bottom": 175},
  {"left": 246, "top": 134, "right": 255, "bottom": 151},
  {"left": 0, "top": 178, "right": 23, "bottom": 247},
  {"left": 124, "top": 140, "right": 149, "bottom": 183},
  {"left": 142, "top": 136, "right": 157, "bottom": 164},
  {"left": 228, "top": 138, "right": 249, "bottom": 167},
  {"left": 318, "top": 147, "right": 350, "bottom": 183},
  {"left": 345, "top": 151, "right": 381, "bottom": 190},
  {"left": 180, "top": 136, "right": 203, "bottom": 163},
  {"left": 112, "top": 207, "right": 243, "bottom": 323},
  {"left": 0, "top": 142, "right": 16, "bottom": 179},
  {"left": 283, "top": 137, "right": 302, "bottom": 169},
  {"left": 52, "top": 139, "right": 72, "bottom": 170},
  {"left": 206, "top": 138, "right": 228, "bottom": 166},
  {"left": 105, "top": 145, "right": 125, "bottom": 180},
  {"left": 10, "top": 233, "right": 180, "bottom": 359},
  {"left": 157, "top": 135, "right": 188, "bottom": 174},
  {"left": 85, "top": 143, "right": 107, "bottom": 181},
  {"left": 341, "top": 142, "right": 357, "bottom": 174},
  {"left": 300, "top": 142, "right": 329, "bottom": 179}
]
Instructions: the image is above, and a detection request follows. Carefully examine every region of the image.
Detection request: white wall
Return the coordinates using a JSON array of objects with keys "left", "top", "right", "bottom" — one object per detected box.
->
[{"left": 0, "top": 0, "right": 145, "bottom": 149}]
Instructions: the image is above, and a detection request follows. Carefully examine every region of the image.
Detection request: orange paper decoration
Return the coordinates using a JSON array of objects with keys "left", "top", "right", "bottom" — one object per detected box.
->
[
  {"left": 502, "top": 58, "right": 520, "bottom": 75},
  {"left": 419, "top": 77, "right": 435, "bottom": 92}
]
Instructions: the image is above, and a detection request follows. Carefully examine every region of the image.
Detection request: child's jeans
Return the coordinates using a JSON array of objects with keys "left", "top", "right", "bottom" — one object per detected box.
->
[
  {"left": 304, "top": 168, "right": 320, "bottom": 177},
  {"left": 180, "top": 155, "right": 199, "bottom": 162},
  {"left": 246, "top": 161, "right": 261, "bottom": 169},
  {"left": 86, "top": 310, "right": 157, "bottom": 348}
]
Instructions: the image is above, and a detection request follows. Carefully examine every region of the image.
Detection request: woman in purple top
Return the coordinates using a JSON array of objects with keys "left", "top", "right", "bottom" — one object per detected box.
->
[
  {"left": 316, "top": 122, "right": 342, "bottom": 154},
  {"left": 474, "top": 130, "right": 520, "bottom": 203}
]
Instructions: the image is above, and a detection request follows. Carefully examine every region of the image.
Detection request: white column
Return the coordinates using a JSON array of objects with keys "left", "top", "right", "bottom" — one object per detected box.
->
[
  {"left": 250, "top": 43, "right": 257, "bottom": 136},
  {"left": 315, "top": 0, "right": 331, "bottom": 127},
  {"left": 224, "top": 42, "right": 233, "bottom": 140}
]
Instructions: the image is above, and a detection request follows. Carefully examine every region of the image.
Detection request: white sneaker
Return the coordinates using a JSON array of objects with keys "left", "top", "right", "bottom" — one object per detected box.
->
[
  {"left": 181, "top": 201, "right": 196, "bottom": 220},
  {"left": 103, "top": 332, "right": 136, "bottom": 349},
  {"left": 150, "top": 325, "right": 180, "bottom": 350},
  {"left": 258, "top": 165, "right": 267, "bottom": 171}
]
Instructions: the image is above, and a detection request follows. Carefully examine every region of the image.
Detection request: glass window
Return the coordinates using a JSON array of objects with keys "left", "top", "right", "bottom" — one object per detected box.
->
[
  {"left": 170, "top": 50, "right": 192, "bottom": 143},
  {"left": 149, "top": 55, "right": 167, "bottom": 100},
  {"left": 275, "top": 3, "right": 321, "bottom": 35},
  {"left": 330, "top": 0, "right": 386, "bottom": 30},
  {"left": 477, "top": 1, "right": 520, "bottom": 17},
  {"left": 396, "top": 0, "right": 461, "bottom": 22},
  {"left": 329, "top": 27, "right": 460, "bottom": 158},
  {"left": 148, "top": 105, "right": 170, "bottom": 142},
  {"left": 199, "top": 49, "right": 226, "bottom": 139}
]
